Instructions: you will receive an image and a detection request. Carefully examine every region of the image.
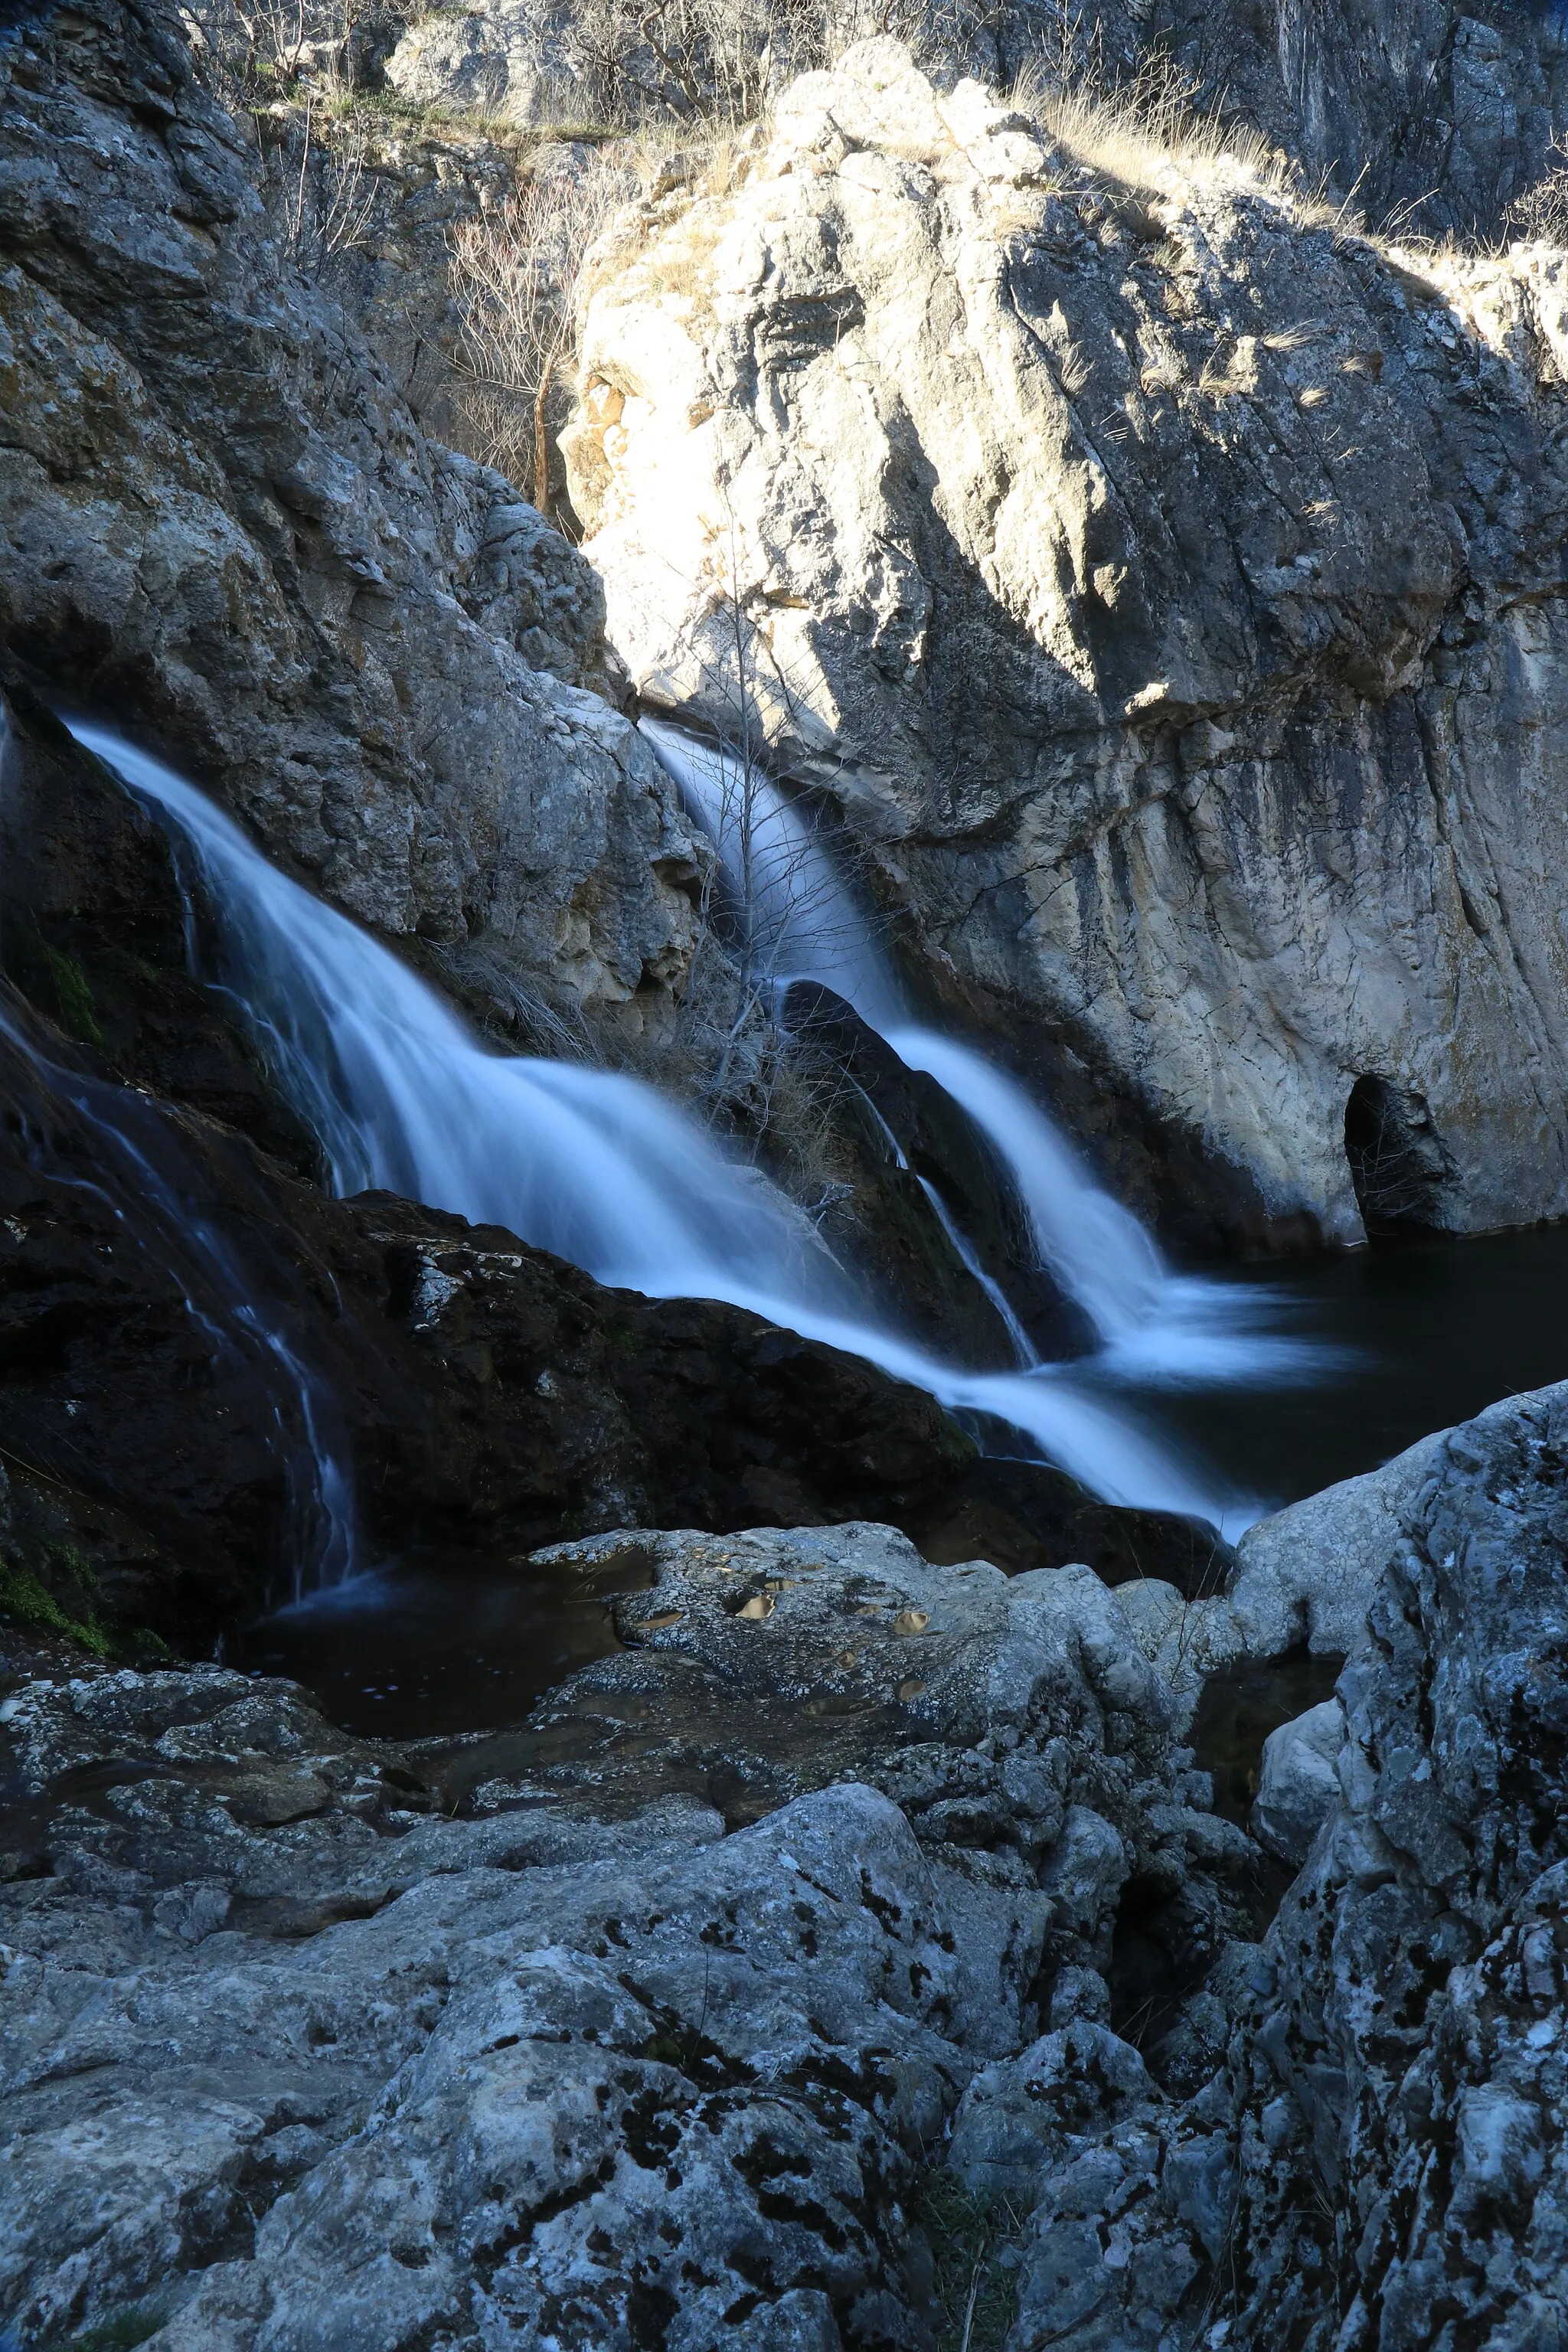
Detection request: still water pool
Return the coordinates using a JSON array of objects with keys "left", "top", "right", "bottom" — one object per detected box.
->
[{"left": 1152, "top": 1223, "right": 1568, "bottom": 1508}]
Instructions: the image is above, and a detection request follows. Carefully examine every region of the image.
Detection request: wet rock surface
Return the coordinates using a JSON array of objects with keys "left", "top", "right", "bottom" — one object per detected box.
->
[{"left": 0, "top": 987, "right": 979, "bottom": 1644}]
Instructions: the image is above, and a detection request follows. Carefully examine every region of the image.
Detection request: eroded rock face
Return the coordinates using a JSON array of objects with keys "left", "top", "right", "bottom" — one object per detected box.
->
[
  {"left": 0, "top": 1514, "right": 1259, "bottom": 2349},
  {"left": 0, "top": 0, "right": 699, "bottom": 1027},
  {"left": 570, "top": 38, "right": 1568, "bottom": 1244},
  {"left": 999, "top": 1376, "right": 1568, "bottom": 2350}
]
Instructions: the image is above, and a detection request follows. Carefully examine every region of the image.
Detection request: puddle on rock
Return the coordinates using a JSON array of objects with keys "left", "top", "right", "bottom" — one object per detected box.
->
[
  {"left": 230, "top": 1543, "right": 657, "bottom": 1741},
  {"left": 1192, "top": 1644, "right": 1345, "bottom": 1826}
]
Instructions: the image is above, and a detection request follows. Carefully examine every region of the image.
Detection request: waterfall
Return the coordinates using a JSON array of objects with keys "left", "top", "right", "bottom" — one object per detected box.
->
[
  {"left": 642, "top": 721, "right": 1210, "bottom": 1344},
  {"left": 70, "top": 720, "right": 1268, "bottom": 1537},
  {"left": 884, "top": 1031, "right": 1165, "bottom": 1342},
  {"left": 641, "top": 721, "right": 1324, "bottom": 1392},
  {"left": 0, "top": 1008, "right": 359, "bottom": 1595}
]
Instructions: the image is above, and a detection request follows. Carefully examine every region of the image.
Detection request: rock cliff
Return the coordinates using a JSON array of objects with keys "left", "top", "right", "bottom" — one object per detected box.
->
[
  {"left": 569, "top": 40, "right": 1568, "bottom": 1245},
  {"left": 0, "top": 0, "right": 699, "bottom": 1034},
  {"left": 1147, "top": 0, "right": 1568, "bottom": 238}
]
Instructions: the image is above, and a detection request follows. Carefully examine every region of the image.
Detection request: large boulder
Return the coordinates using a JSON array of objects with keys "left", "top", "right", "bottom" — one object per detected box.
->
[
  {"left": 1001, "top": 1375, "right": 1568, "bottom": 2350},
  {"left": 568, "top": 38, "right": 1568, "bottom": 1244},
  {"left": 1116, "top": 1422, "right": 1451, "bottom": 1723}
]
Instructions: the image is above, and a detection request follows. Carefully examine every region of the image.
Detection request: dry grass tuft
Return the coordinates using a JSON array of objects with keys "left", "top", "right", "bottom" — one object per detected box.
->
[{"left": 1011, "top": 52, "right": 1295, "bottom": 207}]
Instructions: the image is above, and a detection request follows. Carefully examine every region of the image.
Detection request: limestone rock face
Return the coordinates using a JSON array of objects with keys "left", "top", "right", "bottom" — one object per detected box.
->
[
  {"left": 570, "top": 39, "right": 1568, "bottom": 1241},
  {"left": 0, "top": 0, "right": 698, "bottom": 1026},
  {"left": 384, "top": 2, "right": 566, "bottom": 123},
  {"left": 1116, "top": 1423, "right": 1452, "bottom": 1725},
  {"left": 1003, "top": 1374, "right": 1568, "bottom": 2350},
  {"left": 0, "top": 1514, "right": 1256, "bottom": 2348}
]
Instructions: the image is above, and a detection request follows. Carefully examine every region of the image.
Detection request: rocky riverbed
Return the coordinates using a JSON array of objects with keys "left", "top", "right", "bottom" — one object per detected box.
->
[{"left": 4, "top": 1380, "right": 1566, "bottom": 2348}]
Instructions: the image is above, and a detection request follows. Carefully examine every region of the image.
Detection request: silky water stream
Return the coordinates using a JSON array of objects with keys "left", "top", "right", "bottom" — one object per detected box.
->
[{"left": 54, "top": 720, "right": 1568, "bottom": 1734}]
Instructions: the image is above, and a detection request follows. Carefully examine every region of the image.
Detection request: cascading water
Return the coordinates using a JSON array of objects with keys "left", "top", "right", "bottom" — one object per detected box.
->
[
  {"left": 640, "top": 717, "right": 1321, "bottom": 1388},
  {"left": 638, "top": 718, "right": 1168, "bottom": 1338},
  {"left": 913, "top": 1174, "right": 1040, "bottom": 1370},
  {"left": 70, "top": 720, "right": 1277, "bottom": 1537}
]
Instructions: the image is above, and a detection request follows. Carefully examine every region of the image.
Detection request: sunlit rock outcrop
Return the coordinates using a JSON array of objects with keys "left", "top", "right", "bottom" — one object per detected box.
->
[{"left": 569, "top": 38, "right": 1568, "bottom": 1243}]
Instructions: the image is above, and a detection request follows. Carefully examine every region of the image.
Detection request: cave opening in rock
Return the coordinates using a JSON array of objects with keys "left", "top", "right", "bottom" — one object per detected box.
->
[{"left": 1344, "top": 1076, "right": 1449, "bottom": 1235}]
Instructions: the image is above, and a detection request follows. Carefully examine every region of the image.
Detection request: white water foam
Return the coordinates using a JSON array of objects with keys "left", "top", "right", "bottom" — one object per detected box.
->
[{"left": 71, "top": 720, "right": 1268, "bottom": 1534}]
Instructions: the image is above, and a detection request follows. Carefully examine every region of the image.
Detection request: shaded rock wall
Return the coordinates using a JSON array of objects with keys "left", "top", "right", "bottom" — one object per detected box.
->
[
  {"left": 990, "top": 1375, "right": 1568, "bottom": 2350},
  {"left": 1157, "top": 0, "right": 1568, "bottom": 238},
  {"left": 0, "top": 0, "right": 699, "bottom": 1031},
  {"left": 569, "top": 41, "right": 1568, "bottom": 1246}
]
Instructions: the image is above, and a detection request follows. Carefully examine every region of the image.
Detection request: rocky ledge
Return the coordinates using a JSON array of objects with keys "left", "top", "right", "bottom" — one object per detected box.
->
[{"left": 4, "top": 1379, "right": 1566, "bottom": 2347}]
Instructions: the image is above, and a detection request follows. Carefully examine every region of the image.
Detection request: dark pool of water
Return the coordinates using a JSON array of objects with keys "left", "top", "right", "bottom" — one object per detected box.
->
[
  {"left": 230, "top": 1542, "right": 655, "bottom": 1741},
  {"left": 1156, "top": 1223, "right": 1568, "bottom": 1511}
]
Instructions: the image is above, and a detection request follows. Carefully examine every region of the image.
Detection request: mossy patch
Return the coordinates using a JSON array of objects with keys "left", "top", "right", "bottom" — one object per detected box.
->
[
  {"left": 70, "top": 2308, "right": 169, "bottom": 2350},
  {"left": 910, "top": 2169, "right": 1023, "bottom": 2351},
  {"left": 0, "top": 1543, "right": 113, "bottom": 1655},
  {"left": 38, "top": 939, "right": 104, "bottom": 1045},
  {"left": 5, "top": 923, "right": 106, "bottom": 1047}
]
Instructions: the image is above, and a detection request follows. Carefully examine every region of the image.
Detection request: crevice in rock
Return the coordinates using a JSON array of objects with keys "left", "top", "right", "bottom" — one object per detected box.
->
[{"left": 1344, "top": 1074, "right": 1452, "bottom": 1234}]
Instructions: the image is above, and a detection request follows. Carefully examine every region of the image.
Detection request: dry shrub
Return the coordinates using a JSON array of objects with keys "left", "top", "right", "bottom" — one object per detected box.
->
[
  {"left": 1504, "top": 146, "right": 1568, "bottom": 246},
  {"left": 263, "top": 98, "right": 379, "bottom": 277},
  {"left": 567, "top": 0, "right": 938, "bottom": 129},
  {"left": 446, "top": 154, "right": 635, "bottom": 503},
  {"left": 182, "top": 0, "right": 361, "bottom": 106},
  {"left": 1018, "top": 65, "right": 1291, "bottom": 202}
]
